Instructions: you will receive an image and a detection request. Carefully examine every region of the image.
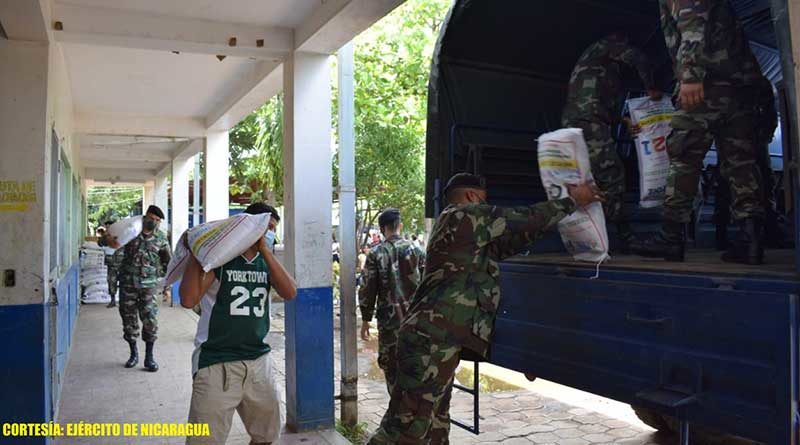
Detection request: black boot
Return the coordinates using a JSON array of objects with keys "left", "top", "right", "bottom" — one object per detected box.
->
[
  {"left": 125, "top": 341, "right": 138, "bottom": 368},
  {"left": 614, "top": 222, "right": 636, "bottom": 254},
  {"left": 144, "top": 341, "right": 159, "bottom": 372},
  {"left": 629, "top": 221, "right": 686, "bottom": 262},
  {"left": 721, "top": 217, "right": 764, "bottom": 265}
]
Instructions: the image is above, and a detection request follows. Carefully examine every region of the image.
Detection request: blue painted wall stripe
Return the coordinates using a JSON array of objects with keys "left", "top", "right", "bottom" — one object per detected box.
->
[{"left": 284, "top": 286, "right": 335, "bottom": 432}]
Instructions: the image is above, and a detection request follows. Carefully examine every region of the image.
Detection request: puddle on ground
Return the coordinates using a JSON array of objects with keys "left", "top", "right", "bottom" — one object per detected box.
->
[
  {"left": 359, "top": 357, "right": 522, "bottom": 394},
  {"left": 454, "top": 365, "right": 523, "bottom": 393}
]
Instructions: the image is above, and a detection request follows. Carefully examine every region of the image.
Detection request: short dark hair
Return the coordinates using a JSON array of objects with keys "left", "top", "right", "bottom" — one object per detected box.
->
[
  {"left": 244, "top": 202, "right": 280, "bottom": 222},
  {"left": 378, "top": 208, "right": 401, "bottom": 232},
  {"left": 411, "top": 234, "right": 417, "bottom": 241},
  {"left": 103, "top": 220, "right": 114, "bottom": 227}
]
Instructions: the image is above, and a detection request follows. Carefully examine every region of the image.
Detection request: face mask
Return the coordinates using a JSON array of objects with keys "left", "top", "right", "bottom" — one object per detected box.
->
[
  {"left": 264, "top": 230, "right": 276, "bottom": 247},
  {"left": 143, "top": 219, "right": 157, "bottom": 232}
]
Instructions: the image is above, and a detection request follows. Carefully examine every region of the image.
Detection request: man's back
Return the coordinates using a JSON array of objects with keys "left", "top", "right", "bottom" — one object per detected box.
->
[{"left": 358, "top": 237, "right": 424, "bottom": 332}]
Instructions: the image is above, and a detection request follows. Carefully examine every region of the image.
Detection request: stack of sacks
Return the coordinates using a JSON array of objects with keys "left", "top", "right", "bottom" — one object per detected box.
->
[{"left": 80, "top": 241, "right": 111, "bottom": 304}]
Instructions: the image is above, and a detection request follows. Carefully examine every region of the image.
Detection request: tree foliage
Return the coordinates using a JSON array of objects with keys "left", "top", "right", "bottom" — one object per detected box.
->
[
  {"left": 87, "top": 186, "right": 142, "bottom": 228},
  {"left": 229, "top": 94, "right": 284, "bottom": 205},
  {"left": 229, "top": 0, "right": 451, "bottom": 242}
]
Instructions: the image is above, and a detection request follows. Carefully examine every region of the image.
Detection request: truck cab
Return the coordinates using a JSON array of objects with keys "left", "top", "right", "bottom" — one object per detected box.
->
[{"left": 425, "top": 1, "right": 800, "bottom": 443}]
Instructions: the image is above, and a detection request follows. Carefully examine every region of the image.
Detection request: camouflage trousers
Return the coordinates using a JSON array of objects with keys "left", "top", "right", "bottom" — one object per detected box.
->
[
  {"left": 106, "top": 266, "right": 119, "bottom": 302},
  {"left": 570, "top": 119, "right": 625, "bottom": 222},
  {"left": 664, "top": 88, "right": 764, "bottom": 223},
  {"left": 368, "top": 328, "right": 459, "bottom": 445},
  {"left": 119, "top": 287, "right": 159, "bottom": 343},
  {"left": 377, "top": 329, "right": 399, "bottom": 396}
]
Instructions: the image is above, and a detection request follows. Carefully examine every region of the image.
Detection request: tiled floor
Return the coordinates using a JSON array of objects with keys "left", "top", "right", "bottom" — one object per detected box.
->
[{"left": 56, "top": 301, "right": 756, "bottom": 444}]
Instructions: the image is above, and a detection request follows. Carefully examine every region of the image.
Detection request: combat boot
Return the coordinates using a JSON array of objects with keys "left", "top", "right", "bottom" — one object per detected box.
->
[
  {"left": 125, "top": 341, "right": 138, "bottom": 368},
  {"left": 144, "top": 341, "right": 159, "bottom": 372},
  {"left": 721, "top": 217, "right": 764, "bottom": 265},
  {"left": 614, "top": 222, "right": 635, "bottom": 254},
  {"left": 629, "top": 221, "right": 686, "bottom": 262}
]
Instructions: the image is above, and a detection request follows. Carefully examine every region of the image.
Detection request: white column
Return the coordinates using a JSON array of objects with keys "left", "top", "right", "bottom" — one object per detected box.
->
[
  {"left": 154, "top": 173, "right": 169, "bottom": 232},
  {"left": 283, "top": 51, "right": 335, "bottom": 432},
  {"left": 171, "top": 156, "right": 192, "bottom": 249},
  {"left": 337, "top": 42, "right": 358, "bottom": 426},
  {"left": 204, "top": 131, "right": 229, "bottom": 222},
  {"left": 142, "top": 181, "right": 155, "bottom": 210}
]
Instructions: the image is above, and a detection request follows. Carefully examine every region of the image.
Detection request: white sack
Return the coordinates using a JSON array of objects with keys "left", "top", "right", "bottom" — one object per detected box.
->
[
  {"left": 627, "top": 96, "right": 674, "bottom": 208},
  {"left": 538, "top": 128, "right": 610, "bottom": 263},
  {"left": 107, "top": 216, "right": 143, "bottom": 248},
  {"left": 162, "top": 212, "right": 271, "bottom": 286}
]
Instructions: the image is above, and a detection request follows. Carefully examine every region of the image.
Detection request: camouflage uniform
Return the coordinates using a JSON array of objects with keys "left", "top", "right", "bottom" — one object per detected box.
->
[
  {"left": 368, "top": 198, "right": 576, "bottom": 445},
  {"left": 358, "top": 236, "right": 425, "bottom": 395},
  {"left": 105, "top": 248, "right": 125, "bottom": 301},
  {"left": 659, "top": 0, "right": 765, "bottom": 224},
  {"left": 562, "top": 37, "right": 656, "bottom": 222},
  {"left": 118, "top": 230, "right": 171, "bottom": 343}
]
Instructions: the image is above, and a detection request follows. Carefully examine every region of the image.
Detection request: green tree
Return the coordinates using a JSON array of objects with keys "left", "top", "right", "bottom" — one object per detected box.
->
[
  {"left": 229, "top": 94, "right": 285, "bottom": 205},
  {"left": 87, "top": 186, "right": 143, "bottom": 229},
  {"left": 346, "top": 0, "right": 450, "bottom": 244}
]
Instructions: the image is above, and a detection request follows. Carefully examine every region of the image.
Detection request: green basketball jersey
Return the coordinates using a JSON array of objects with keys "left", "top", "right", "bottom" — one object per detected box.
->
[{"left": 192, "top": 253, "right": 271, "bottom": 373}]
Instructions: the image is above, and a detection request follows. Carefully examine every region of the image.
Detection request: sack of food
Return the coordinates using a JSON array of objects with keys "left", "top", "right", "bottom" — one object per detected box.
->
[
  {"left": 162, "top": 212, "right": 271, "bottom": 286},
  {"left": 538, "top": 128, "right": 609, "bottom": 263},
  {"left": 107, "top": 216, "right": 143, "bottom": 248},
  {"left": 626, "top": 95, "right": 673, "bottom": 208}
]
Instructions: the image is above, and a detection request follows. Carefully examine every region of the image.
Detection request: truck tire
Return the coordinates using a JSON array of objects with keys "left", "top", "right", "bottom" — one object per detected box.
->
[{"left": 632, "top": 406, "right": 670, "bottom": 432}]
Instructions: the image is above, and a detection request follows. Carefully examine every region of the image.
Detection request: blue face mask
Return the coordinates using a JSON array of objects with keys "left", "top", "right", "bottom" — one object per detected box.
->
[{"left": 264, "top": 230, "right": 276, "bottom": 247}]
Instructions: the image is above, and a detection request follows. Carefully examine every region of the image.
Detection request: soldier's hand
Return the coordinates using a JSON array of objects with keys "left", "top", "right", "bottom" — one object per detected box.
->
[
  {"left": 678, "top": 81, "right": 704, "bottom": 111},
  {"left": 566, "top": 182, "right": 606, "bottom": 207},
  {"left": 360, "top": 322, "right": 371, "bottom": 341},
  {"left": 108, "top": 237, "right": 121, "bottom": 250},
  {"left": 623, "top": 117, "right": 641, "bottom": 137},
  {"left": 647, "top": 89, "right": 663, "bottom": 101}
]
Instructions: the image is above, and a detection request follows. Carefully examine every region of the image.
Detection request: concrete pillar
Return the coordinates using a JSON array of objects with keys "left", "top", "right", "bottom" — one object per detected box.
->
[
  {"left": 154, "top": 174, "right": 169, "bottom": 233},
  {"left": 337, "top": 42, "right": 358, "bottom": 426},
  {"left": 142, "top": 181, "right": 155, "bottom": 210},
  {"left": 204, "top": 131, "right": 229, "bottom": 222},
  {"left": 171, "top": 157, "right": 192, "bottom": 249},
  {"left": 0, "top": 39, "right": 51, "bottom": 436},
  {"left": 283, "top": 51, "right": 334, "bottom": 432}
]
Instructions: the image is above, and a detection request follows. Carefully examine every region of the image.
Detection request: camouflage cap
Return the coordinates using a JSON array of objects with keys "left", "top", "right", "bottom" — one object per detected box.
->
[{"left": 443, "top": 172, "right": 486, "bottom": 196}]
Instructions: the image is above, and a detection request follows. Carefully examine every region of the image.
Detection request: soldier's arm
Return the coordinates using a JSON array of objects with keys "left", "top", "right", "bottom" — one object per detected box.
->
[
  {"left": 660, "top": 0, "right": 680, "bottom": 65},
  {"left": 672, "top": 0, "right": 710, "bottom": 84},
  {"left": 484, "top": 198, "right": 576, "bottom": 261},
  {"left": 358, "top": 252, "right": 379, "bottom": 323},
  {"left": 179, "top": 254, "right": 215, "bottom": 308},
  {"left": 614, "top": 42, "right": 656, "bottom": 90},
  {"left": 158, "top": 239, "right": 171, "bottom": 276}
]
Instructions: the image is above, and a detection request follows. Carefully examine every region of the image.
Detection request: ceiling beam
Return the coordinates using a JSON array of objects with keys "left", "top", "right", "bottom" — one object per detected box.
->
[
  {"left": 295, "top": 0, "right": 405, "bottom": 54},
  {"left": 52, "top": 2, "right": 292, "bottom": 60},
  {"left": 82, "top": 159, "right": 169, "bottom": 170},
  {"left": 0, "top": 0, "right": 49, "bottom": 41},
  {"left": 75, "top": 112, "right": 207, "bottom": 138},
  {"left": 172, "top": 139, "right": 204, "bottom": 160},
  {"left": 80, "top": 147, "right": 174, "bottom": 163},
  {"left": 84, "top": 167, "right": 156, "bottom": 183},
  {"left": 206, "top": 60, "right": 282, "bottom": 131}
]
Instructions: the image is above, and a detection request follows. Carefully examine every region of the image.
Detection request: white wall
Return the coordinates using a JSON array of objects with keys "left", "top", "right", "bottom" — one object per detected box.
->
[{"left": 0, "top": 40, "right": 51, "bottom": 306}]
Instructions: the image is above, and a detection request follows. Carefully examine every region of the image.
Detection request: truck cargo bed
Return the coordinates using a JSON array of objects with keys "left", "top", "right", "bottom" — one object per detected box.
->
[{"left": 506, "top": 248, "right": 797, "bottom": 279}]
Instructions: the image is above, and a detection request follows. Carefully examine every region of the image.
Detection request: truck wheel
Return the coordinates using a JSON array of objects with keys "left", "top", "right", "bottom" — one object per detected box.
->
[{"left": 632, "top": 406, "right": 670, "bottom": 432}]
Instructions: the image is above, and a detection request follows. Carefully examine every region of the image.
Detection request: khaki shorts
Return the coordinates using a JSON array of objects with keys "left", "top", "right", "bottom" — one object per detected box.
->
[{"left": 187, "top": 354, "right": 282, "bottom": 445}]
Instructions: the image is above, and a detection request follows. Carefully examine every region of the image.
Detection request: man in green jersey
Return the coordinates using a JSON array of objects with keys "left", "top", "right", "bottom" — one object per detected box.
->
[{"left": 180, "top": 203, "right": 297, "bottom": 445}]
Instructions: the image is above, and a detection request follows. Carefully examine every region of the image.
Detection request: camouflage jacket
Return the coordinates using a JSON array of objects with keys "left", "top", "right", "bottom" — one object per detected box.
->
[
  {"left": 98, "top": 234, "right": 125, "bottom": 271},
  {"left": 358, "top": 236, "right": 425, "bottom": 333},
  {"left": 401, "top": 197, "right": 576, "bottom": 358},
  {"left": 660, "top": 0, "right": 762, "bottom": 87},
  {"left": 118, "top": 230, "right": 171, "bottom": 289},
  {"left": 562, "top": 37, "right": 655, "bottom": 125}
]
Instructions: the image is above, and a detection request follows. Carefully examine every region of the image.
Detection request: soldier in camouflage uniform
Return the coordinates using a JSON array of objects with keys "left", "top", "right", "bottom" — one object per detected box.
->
[
  {"left": 562, "top": 33, "right": 661, "bottom": 250},
  {"left": 101, "top": 220, "right": 125, "bottom": 308},
  {"left": 358, "top": 208, "right": 425, "bottom": 396},
  {"left": 117, "top": 205, "right": 171, "bottom": 372},
  {"left": 632, "top": 0, "right": 766, "bottom": 264},
  {"left": 367, "top": 173, "right": 603, "bottom": 445}
]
